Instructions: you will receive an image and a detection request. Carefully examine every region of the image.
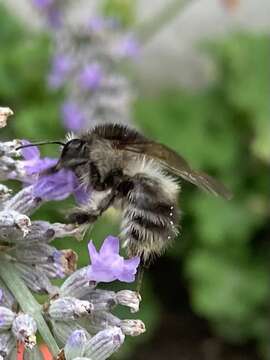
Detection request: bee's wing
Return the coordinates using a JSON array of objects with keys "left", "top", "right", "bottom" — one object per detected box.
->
[{"left": 121, "top": 141, "right": 232, "bottom": 200}]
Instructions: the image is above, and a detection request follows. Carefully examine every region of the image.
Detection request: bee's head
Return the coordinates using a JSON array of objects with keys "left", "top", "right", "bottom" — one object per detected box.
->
[
  {"left": 57, "top": 138, "right": 88, "bottom": 170},
  {"left": 16, "top": 137, "right": 89, "bottom": 173}
]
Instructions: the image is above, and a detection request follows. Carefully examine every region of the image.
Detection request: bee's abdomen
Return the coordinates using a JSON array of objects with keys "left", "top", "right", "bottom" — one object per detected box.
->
[{"left": 120, "top": 169, "right": 180, "bottom": 262}]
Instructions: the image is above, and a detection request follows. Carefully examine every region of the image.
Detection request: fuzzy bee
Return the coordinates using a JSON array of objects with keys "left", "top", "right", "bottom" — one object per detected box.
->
[{"left": 18, "top": 123, "right": 232, "bottom": 262}]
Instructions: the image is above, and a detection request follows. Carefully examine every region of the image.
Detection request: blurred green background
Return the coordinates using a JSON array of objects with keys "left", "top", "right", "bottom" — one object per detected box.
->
[{"left": 0, "top": 1, "right": 269, "bottom": 359}]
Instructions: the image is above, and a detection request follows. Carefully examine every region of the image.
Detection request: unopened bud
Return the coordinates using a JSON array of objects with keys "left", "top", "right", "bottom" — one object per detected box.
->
[
  {"left": 14, "top": 262, "right": 57, "bottom": 295},
  {"left": 64, "top": 329, "right": 91, "bottom": 360},
  {"left": 0, "top": 306, "right": 15, "bottom": 330},
  {"left": 86, "top": 289, "right": 116, "bottom": 311},
  {"left": 52, "top": 320, "right": 86, "bottom": 346},
  {"left": 0, "top": 332, "right": 16, "bottom": 359},
  {"left": 0, "top": 108, "right": 13, "bottom": 129},
  {"left": 0, "top": 281, "right": 16, "bottom": 310},
  {"left": 84, "top": 327, "right": 125, "bottom": 360},
  {"left": 12, "top": 313, "right": 37, "bottom": 349},
  {"left": 116, "top": 290, "right": 141, "bottom": 313},
  {"left": 48, "top": 297, "right": 94, "bottom": 321},
  {"left": 0, "top": 210, "right": 31, "bottom": 237},
  {"left": 120, "top": 319, "right": 146, "bottom": 336},
  {"left": 60, "top": 267, "right": 96, "bottom": 298}
]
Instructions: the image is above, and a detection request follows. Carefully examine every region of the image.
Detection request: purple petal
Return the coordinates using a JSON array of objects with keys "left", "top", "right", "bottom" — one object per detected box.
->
[
  {"left": 48, "top": 54, "right": 72, "bottom": 89},
  {"left": 87, "top": 265, "right": 117, "bottom": 283},
  {"left": 0, "top": 289, "right": 3, "bottom": 303},
  {"left": 72, "top": 177, "right": 90, "bottom": 204},
  {"left": 116, "top": 35, "right": 140, "bottom": 58},
  {"left": 99, "top": 236, "right": 120, "bottom": 256},
  {"left": 21, "top": 140, "right": 40, "bottom": 160},
  {"left": 73, "top": 185, "right": 90, "bottom": 204},
  {"left": 88, "top": 16, "right": 106, "bottom": 32},
  {"left": 79, "top": 63, "right": 103, "bottom": 91},
  {"left": 47, "top": 7, "right": 62, "bottom": 28},
  {"left": 61, "top": 101, "right": 86, "bottom": 132},
  {"left": 32, "top": 0, "right": 54, "bottom": 9},
  {"left": 118, "top": 257, "right": 140, "bottom": 283},
  {"left": 88, "top": 240, "right": 100, "bottom": 264},
  {"left": 33, "top": 169, "right": 75, "bottom": 200},
  {"left": 22, "top": 157, "right": 57, "bottom": 177},
  {"left": 90, "top": 252, "right": 124, "bottom": 280},
  {"left": 86, "top": 237, "right": 139, "bottom": 283}
]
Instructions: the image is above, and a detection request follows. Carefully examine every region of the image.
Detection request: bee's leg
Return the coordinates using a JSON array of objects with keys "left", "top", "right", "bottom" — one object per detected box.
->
[
  {"left": 68, "top": 188, "right": 116, "bottom": 224},
  {"left": 69, "top": 169, "right": 125, "bottom": 225}
]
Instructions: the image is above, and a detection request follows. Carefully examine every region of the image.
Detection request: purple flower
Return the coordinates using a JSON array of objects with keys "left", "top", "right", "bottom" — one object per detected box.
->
[
  {"left": 48, "top": 54, "right": 73, "bottom": 89},
  {"left": 20, "top": 141, "right": 89, "bottom": 202},
  {"left": 47, "top": 7, "right": 62, "bottom": 28},
  {"left": 88, "top": 16, "right": 106, "bottom": 32},
  {"left": 32, "top": 0, "right": 62, "bottom": 28},
  {"left": 116, "top": 35, "right": 140, "bottom": 58},
  {"left": 33, "top": 168, "right": 89, "bottom": 203},
  {"left": 88, "top": 16, "right": 118, "bottom": 33},
  {"left": 61, "top": 101, "right": 86, "bottom": 132},
  {"left": 87, "top": 236, "right": 140, "bottom": 283},
  {"left": 20, "top": 140, "right": 57, "bottom": 178},
  {"left": 79, "top": 63, "right": 103, "bottom": 91},
  {"left": 32, "top": 0, "right": 54, "bottom": 9},
  {"left": 33, "top": 169, "right": 76, "bottom": 201}
]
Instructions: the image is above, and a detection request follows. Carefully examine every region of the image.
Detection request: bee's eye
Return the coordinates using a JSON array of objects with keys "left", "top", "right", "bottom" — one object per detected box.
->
[
  {"left": 62, "top": 139, "right": 86, "bottom": 157},
  {"left": 69, "top": 139, "right": 84, "bottom": 149}
]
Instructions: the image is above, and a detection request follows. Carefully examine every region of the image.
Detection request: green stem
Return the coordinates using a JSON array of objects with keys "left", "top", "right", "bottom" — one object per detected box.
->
[
  {"left": 0, "top": 258, "right": 60, "bottom": 358},
  {"left": 135, "top": 0, "right": 193, "bottom": 44}
]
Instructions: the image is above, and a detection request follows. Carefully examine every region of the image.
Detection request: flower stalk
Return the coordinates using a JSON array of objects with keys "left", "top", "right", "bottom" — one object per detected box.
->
[{"left": 0, "top": 258, "right": 60, "bottom": 357}]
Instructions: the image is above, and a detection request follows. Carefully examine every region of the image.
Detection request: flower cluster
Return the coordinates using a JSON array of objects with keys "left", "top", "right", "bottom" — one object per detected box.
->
[
  {"left": 0, "top": 111, "right": 144, "bottom": 359},
  {"left": 32, "top": 0, "right": 67, "bottom": 28},
  {"left": 32, "top": 0, "right": 139, "bottom": 132}
]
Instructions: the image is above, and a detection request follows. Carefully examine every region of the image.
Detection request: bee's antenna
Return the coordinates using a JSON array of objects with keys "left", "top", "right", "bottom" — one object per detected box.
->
[{"left": 16, "top": 141, "right": 65, "bottom": 151}]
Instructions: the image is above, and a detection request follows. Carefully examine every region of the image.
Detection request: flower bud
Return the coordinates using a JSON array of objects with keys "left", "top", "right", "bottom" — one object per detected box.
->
[
  {"left": 0, "top": 210, "right": 31, "bottom": 237},
  {"left": 0, "top": 306, "right": 15, "bottom": 330},
  {"left": 12, "top": 314, "right": 37, "bottom": 349},
  {"left": 14, "top": 262, "right": 57, "bottom": 295},
  {"left": 0, "top": 184, "right": 11, "bottom": 203},
  {"left": 120, "top": 319, "right": 146, "bottom": 336},
  {"left": 0, "top": 281, "right": 16, "bottom": 310},
  {"left": 64, "top": 329, "right": 91, "bottom": 360},
  {"left": 0, "top": 107, "right": 13, "bottom": 129},
  {"left": 84, "top": 312, "right": 120, "bottom": 334},
  {"left": 4, "top": 186, "right": 42, "bottom": 216},
  {"left": 48, "top": 297, "right": 94, "bottom": 321},
  {"left": 51, "top": 320, "right": 86, "bottom": 346},
  {"left": 60, "top": 267, "right": 96, "bottom": 298},
  {"left": 0, "top": 332, "right": 16, "bottom": 359},
  {"left": 12, "top": 244, "right": 77, "bottom": 279},
  {"left": 116, "top": 290, "right": 141, "bottom": 313},
  {"left": 37, "top": 249, "right": 77, "bottom": 279},
  {"left": 84, "top": 327, "right": 125, "bottom": 360},
  {"left": 86, "top": 289, "right": 117, "bottom": 311}
]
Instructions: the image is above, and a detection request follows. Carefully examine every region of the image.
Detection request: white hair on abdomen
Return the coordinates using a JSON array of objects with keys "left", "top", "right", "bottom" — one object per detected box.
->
[{"left": 125, "top": 156, "right": 180, "bottom": 201}]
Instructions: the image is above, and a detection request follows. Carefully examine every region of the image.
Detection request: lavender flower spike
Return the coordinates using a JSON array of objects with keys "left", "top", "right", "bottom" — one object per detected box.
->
[{"left": 87, "top": 236, "right": 140, "bottom": 283}]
